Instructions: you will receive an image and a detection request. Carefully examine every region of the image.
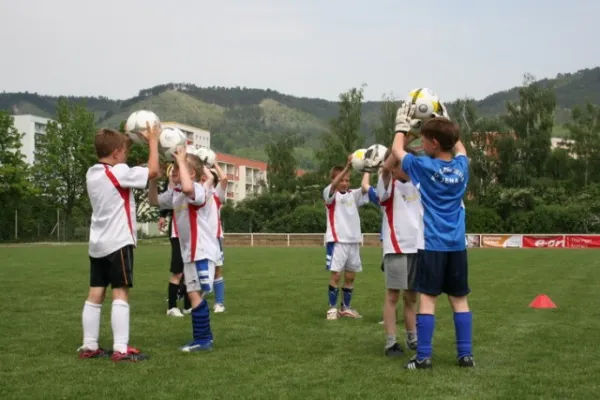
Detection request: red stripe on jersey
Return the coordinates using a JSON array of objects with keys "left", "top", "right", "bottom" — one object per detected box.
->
[
  {"left": 381, "top": 182, "right": 402, "bottom": 253},
  {"left": 188, "top": 205, "right": 199, "bottom": 262},
  {"left": 214, "top": 194, "right": 222, "bottom": 238},
  {"left": 103, "top": 165, "right": 134, "bottom": 240},
  {"left": 326, "top": 199, "right": 338, "bottom": 242}
]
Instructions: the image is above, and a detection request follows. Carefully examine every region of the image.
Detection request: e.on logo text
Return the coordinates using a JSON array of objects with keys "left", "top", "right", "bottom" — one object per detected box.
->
[{"left": 534, "top": 239, "right": 564, "bottom": 248}]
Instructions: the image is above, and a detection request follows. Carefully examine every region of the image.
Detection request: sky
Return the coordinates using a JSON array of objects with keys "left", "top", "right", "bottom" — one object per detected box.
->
[{"left": 1, "top": 0, "right": 598, "bottom": 102}]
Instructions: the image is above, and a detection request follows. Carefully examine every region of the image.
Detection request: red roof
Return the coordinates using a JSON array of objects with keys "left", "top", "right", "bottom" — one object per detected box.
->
[{"left": 215, "top": 152, "right": 267, "bottom": 170}]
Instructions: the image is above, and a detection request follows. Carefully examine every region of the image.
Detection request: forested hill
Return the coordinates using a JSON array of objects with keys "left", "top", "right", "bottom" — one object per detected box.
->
[{"left": 1, "top": 66, "right": 598, "bottom": 168}]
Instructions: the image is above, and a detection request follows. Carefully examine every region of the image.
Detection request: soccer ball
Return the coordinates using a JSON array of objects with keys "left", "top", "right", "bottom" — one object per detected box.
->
[
  {"left": 350, "top": 149, "right": 367, "bottom": 172},
  {"left": 125, "top": 110, "right": 161, "bottom": 144},
  {"left": 159, "top": 127, "right": 187, "bottom": 161},
  {"left": 363, "top": 144, "right": 388, "bottom": 172},
  {"left": 196, "top": 147, "right": 216, "bottom": 167},
  {"left": 406, "top": 88, "right": 441, "bottom": 120}
]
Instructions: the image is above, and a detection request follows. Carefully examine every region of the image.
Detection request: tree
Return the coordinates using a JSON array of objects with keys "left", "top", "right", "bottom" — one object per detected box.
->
[
  {"left": 0, "top": 112, "right": 35, "bottom": 240},
  {"left": 32, "top": 99, "right": 96, "bottom": 231},
  {"left": 119, "top": 120, "right": 160, "bottom": 223},
  {"left": 565, "top": 102, "right": 600, "bottom": 187},
  {"left": 317, "top": 85, "right": 366, "bottom": 173},
  {"left": 265, "top": 134, "right": 302, "bottom": 193},
  {"left": 373, "top": 93, "right": 398, "bottom": 147},
  {"left": 504, "top": 73, "right": 556, "bottom": 181},
  {"left": 452, "top": 99, "right": 504, "bottom": 200}
]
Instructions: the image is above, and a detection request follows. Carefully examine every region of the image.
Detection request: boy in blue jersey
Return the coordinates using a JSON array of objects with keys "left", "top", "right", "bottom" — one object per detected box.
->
[{"left": 384, "top": 102, "right": 474, "bottom": 369}]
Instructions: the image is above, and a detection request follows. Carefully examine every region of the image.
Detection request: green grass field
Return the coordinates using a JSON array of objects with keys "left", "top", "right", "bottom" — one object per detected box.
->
[{"left": 1, "top": 245, "right": 600, "bottom": 399}]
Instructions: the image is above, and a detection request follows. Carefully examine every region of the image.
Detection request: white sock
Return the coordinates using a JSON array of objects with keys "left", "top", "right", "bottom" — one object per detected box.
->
[
  {"left": 111, "top": 299, "right": 130, "bottom": 354},
  {"left": 385, "top": 334, "right": 397, "bottom": 349},
  {"left": 82, "top": 301, "right": 102, "bottom": 351}
]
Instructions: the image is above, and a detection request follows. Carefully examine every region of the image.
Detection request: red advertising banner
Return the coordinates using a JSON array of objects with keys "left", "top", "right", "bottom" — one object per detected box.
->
[
  {"left": 565, "top": 235, "right": 600, "bottom": 248},
  {"left": 522, "top": 235, "right": 565, "bottom": 248}
]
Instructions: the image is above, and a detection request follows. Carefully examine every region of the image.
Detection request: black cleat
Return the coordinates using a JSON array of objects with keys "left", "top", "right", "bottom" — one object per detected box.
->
[
  {"left": 404, "top": 355, "right": 432, "bottom": 370},
  {"left": 385, "top": 343, "right": 404, "bottom": 357},
  {"left": 458, "top": 355, "right": 475, "bottom": 368}
]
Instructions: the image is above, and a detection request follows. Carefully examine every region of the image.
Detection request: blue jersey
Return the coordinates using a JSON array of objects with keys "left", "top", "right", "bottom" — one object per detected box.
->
[
  {"left": 367, "top": 186, "right": 384, "bottom": 241},
  {"left": 402, "top": 153, "right": 468, "bottom": 251}
]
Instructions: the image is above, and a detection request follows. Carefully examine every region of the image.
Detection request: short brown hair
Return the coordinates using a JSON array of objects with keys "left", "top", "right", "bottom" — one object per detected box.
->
[
  {"left": 94, "top": 128, "right": 130, "bottom": 158},
  {"left": 421, "top": 117, "right": 460, "bottom": 151},
  {"left": 183, "top": 154, "right": 205, "bottom": 182},
  {"left": 330, "top": 166, "right": 345, "bottom": 180}
]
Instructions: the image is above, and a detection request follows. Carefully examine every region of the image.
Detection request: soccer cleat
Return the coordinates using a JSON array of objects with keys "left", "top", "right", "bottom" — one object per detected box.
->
[
  {"left": 77, "top": 346, "right": 111, "bottom": 359},
  {"left": 339, "top": 307, "right": 362, "bottom": 319},
  {"left": 326, "top": 307, "right": 339, "bottom": 320},
  {"left": 166, "top": 307, "right": 184, "bottom": 317},
  {"left": 213, "top": 303, "right": 226, "bottom": 313},
  {"left": 458, "top": 355, "right": 475, "bottom": 368},
  {"left": 182, "top": 308, "right": 192, "bottom": 315},
  {"left": 404, "top": 355, "right": 433, "bottom": 370},
  {"left": 180, "top": 340, "right": 213, "bottom": 352},
  {"left": 111, "top": 346, "right": 149, "bottom": 362},
  {"left": 384, "top": 343, "right": 404, "bottom": 357}
]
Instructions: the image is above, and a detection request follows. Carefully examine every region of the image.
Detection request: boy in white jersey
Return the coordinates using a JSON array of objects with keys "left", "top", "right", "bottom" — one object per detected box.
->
[
  {"left": 324, "top": 155, "right": 369, "bottom": 320},
  {"left": 149, "top": 149, "right": 220, "bottom": 352},
  {"left": 161, "top": 163, "right": 192, "bottom": 317},
  {"left": 378, "top": 147, "right": 422, "bottom": 356},
  {"left": 201, "top": 161, "right": 228, "bottom": 313},
  {"left": 79, "top": 124, "right": 160, "bottom": 362}
]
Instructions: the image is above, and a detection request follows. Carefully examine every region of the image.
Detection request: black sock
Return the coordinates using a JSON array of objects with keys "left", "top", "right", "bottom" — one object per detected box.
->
[
  {"left": 183, "top": 292, "right": 191, "bottom": 309},
  {"left": 168, "top": 283, "right": 179, "bottom": 309}
]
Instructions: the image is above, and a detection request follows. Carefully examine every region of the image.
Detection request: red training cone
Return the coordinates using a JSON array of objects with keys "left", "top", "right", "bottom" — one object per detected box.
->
[{"left": 529, "top": 294, "right": 557, "bottom": 309}]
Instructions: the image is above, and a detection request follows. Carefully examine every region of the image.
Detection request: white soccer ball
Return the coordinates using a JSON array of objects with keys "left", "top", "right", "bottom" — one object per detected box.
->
[
  {"left": 196, "top": 147, "right": 216, "bottom": 167},
  {"left": 363, "top": 144, "right": 388, "bottom": 172},
  {"left": 350, "top": 148, "right": 367, "bottom": 172},
  {"left": 406, "top": 88, "right": 441, "bottom": 120},
  {"left": 125, "top": 110, "right": 161, "bottom": 144},
  {"left": 159, "top": 127, "right": 187, "bottom": 161}
]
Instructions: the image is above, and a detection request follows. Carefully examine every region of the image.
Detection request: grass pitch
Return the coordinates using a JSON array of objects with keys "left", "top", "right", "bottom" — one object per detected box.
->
[{"left": 1, "top": 245, "right": 600, "bottom": 399}]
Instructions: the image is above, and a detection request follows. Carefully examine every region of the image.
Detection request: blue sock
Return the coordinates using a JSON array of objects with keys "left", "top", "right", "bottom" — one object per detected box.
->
[
  {"left": 191, "top": 299, "right": 213, "bottom": 344},
  {"left": 416, "top": 314, "right": 435, "bottom": 360},
  {"left": 342, "top": 287, "right": 353, "bottom": 309},
  {"left": 214, "top": 278, "right": 225, "bottom": 305},
  {"left": 328, "top": 285, "right": 339, "bottom": 307},
  {"left": 454, "top": 311, "right": 473, "bottom": 358}
]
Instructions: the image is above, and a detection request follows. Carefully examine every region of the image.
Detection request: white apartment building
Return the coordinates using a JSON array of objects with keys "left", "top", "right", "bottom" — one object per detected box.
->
[
  {"left": 161, "top": 121, "right": 210, "bottom": 150},
  {"left": 12, "top": 114, "right": 54, "bottom": 165}
]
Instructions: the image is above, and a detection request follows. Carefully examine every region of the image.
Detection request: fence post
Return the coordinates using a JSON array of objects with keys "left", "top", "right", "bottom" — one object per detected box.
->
[
  {"left": 287, "top": 234, "right": 290, "bottom": 247},
  {"left": 251, "top": 233, "right": 254, "bottom": 247},
  {"left": 14, "top": 209, "right": 18, "bottom": 240}
]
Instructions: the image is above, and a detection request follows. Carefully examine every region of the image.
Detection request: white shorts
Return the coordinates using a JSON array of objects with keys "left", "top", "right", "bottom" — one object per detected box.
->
[
  {"left": 183, "top": 259, "right": 216, "bottom": 293},
  {"left": 325, "top": 242, "right": 362, "bottom": 273}
]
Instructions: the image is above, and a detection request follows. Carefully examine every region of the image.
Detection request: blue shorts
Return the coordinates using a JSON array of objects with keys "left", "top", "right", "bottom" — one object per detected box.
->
[{"left": 414, "top": 250, "right": 470, "bottom": 297}]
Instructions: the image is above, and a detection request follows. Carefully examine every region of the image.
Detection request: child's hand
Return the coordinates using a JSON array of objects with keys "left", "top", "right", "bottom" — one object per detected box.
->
[
  {"left": 174, "top": 146, "right": 187, "bottom": 164},
  {"left": 145, "top": 121, "right": 161, "bottom": 142},
  {"left": 346, "top": 154, "right": 353, "bottom": 166}
]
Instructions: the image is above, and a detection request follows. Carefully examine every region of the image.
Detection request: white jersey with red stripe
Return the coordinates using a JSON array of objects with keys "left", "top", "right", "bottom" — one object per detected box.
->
[
  {"left": 158, "top": 182, "right": 220, "bottom": 263},
  {"left": 205, "top": 185, "right": 225, "bottom": 239},
  {"left": 323, "top": 184, "right": 368, "bottom": 244},
  {"left": 376, "top": 176, "right": 424, "bottom": 255},
  {"left": 86, "top": 163, "right": 149, "bottom": 258}
]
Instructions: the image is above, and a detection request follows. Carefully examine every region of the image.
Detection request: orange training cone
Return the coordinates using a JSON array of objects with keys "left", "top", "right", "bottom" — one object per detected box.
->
[{"left": 529, "top": 294, "right": 557, "bottom": 309}]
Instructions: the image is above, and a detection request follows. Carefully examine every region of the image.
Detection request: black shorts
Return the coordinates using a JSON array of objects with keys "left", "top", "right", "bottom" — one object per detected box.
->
[
  {"left": 89, "top": 245, "right": 134, "bottom": 288},
  {"left": 414, "top": 250, "right": 470, "bottom": 297},
  {"left": 170, "top": 237, "right": 184, "bottom": 274}
]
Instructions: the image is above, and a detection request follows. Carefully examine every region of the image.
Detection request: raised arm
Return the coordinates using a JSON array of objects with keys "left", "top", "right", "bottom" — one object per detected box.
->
[
  {"left": 361, "top": 172, "right": 371, "bottom": 194},
  {"left": 327, "top": 155, "right": 352, "bottom": 197}
]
